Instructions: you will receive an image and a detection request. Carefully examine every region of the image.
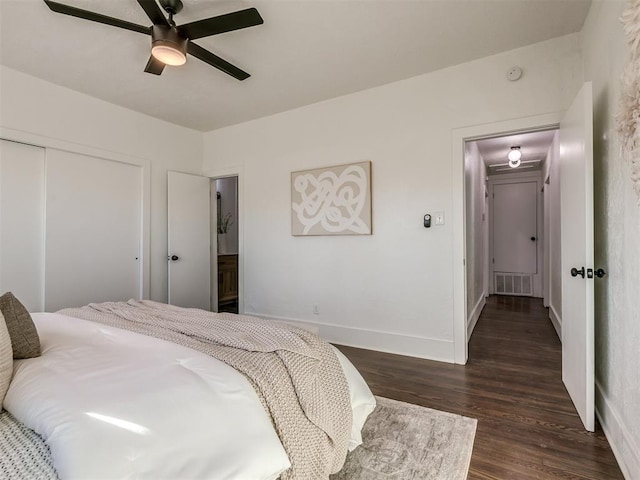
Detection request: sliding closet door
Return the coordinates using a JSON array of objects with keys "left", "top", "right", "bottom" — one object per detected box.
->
[
  {"left": 45, "top": 150, "right": 142, "bottom": 311},
  {"left": 0, "top": 140, "right": 45, "bottom": 311}
]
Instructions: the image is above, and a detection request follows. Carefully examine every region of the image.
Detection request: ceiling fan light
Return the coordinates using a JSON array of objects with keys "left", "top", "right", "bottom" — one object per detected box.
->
[
  {"left": 152, "top": 45, "right": 186, "bottom": 66},
  {"left": 508, "top": 158, "right": 521, "bottom": 168},
  {"left": 508, "top": 146, "right": 522, "bottom": 162},
  {"left": 151, "top": 25, "right": 187, "bottom": 66}
]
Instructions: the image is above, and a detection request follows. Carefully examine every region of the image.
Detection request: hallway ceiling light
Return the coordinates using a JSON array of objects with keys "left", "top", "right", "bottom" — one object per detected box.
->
[{"left": 508, "top": 146, "right": 521, "bottom": 168}]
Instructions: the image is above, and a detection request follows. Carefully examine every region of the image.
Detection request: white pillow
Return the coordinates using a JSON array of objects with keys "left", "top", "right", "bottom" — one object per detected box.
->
[{"left": 0, "top": 311, "right": 13, "bottom": 409}]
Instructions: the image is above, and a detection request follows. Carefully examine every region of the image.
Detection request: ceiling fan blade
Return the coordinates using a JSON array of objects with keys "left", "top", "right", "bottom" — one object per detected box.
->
[
  {"left": 136, "top": 0, "right": 169, "bottom": 26},
  {"left": 187, "top": 43, "right": 250, "bottom": 80},
  {"left": 178, "top": 8, "right": 263, "bottom": 40},
  {"left": 144, "top": 56, "right": 166, "bottom": 75},
  {"left": 43, "top": 1, "right": 150, "bottom": 35}
]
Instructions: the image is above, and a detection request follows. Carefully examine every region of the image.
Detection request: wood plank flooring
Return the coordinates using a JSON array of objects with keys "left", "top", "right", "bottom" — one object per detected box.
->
[{"left": 336, "top": 295, "right": 623, "bottom": 479}]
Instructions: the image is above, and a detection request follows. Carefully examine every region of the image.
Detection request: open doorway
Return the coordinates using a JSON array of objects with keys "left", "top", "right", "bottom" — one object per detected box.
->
[
  {"left": 455, "top": 86, "right": 595, "bottom": 430},
  {"left": 215, "top": 176, "right": 239, "bottom": 313},
  {"left": 464, "top": 128, "right": 561, "bottom": 343}
]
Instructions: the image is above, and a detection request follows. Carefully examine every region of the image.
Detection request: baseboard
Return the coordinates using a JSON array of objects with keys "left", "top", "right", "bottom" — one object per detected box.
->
[
  {"left": 549, "top": 303, "right": 562, "bottom": 340},
  {"left": 246, "top": 312, "right": 455, "bottom": 363},
  {"left": 467, "top": 295, "right": 486, "bottom": 341},
  {"left": 595, "top": 380, "right": 640, "bottom": 480}
]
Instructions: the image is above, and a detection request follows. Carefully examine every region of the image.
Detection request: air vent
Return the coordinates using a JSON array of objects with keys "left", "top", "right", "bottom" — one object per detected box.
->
[{"left": 494, "top": 273, "right": 533, "bottom": 296}]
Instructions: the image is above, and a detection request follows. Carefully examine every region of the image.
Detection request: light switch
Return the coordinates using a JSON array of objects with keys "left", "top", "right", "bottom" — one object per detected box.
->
[{"left": 435, "top": 211, "right": 445, "bottom": 225}]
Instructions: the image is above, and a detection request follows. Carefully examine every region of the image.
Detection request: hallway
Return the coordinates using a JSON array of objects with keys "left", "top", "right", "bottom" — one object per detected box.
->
[{"left": 337, "top": 296, "right": 623, "bottom": 479}]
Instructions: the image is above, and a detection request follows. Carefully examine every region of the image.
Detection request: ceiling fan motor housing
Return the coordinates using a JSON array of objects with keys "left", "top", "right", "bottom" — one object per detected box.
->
[{"left": 151, "top": 25, "right": 188, "bottom": 65}]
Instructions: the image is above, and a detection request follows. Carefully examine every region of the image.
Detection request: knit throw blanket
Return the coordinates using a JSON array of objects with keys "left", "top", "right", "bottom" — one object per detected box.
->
[{"left": 59, "top": 300, "right": 352, "bottom": 479}]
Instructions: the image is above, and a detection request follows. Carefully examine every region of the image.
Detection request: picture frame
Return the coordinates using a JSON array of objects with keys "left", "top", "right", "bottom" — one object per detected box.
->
[{"left": 291, "top": 161, "right": 372, "bottom": 236}]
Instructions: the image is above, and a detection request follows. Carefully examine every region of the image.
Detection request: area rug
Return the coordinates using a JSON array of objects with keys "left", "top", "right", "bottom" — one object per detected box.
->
[{"left": 332, "top": 396, "right": 477, "bottom": 480}]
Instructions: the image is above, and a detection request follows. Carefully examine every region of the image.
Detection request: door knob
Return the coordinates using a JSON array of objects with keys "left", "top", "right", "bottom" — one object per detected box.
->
[
  {"left": 530, "top": 236, "right": 536, "bottom": 242},
  {"left": 570, "top": 267, "right": 585, "bottom": 278},
  {"left": 595, "top": 268, "right": 607, "bottom": 278},
  {"left": 168, "top": 255, "right": 179, "bottom": 261}
]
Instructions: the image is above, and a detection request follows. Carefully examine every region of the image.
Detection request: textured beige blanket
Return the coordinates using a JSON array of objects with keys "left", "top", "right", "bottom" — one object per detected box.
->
[{"left": 59, "top": 300, "right": 352, "bottom": 479}]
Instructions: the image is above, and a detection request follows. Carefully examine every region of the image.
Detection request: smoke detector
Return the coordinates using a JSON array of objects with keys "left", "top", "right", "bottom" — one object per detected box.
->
[{"left": 507, "top": 66, "right": 523, "bottom": 81}]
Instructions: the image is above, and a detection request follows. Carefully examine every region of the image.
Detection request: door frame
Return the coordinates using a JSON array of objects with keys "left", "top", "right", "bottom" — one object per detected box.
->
[
  {"left": 205, "top": 165, "right": 244, "bottom": 314},
  {"left": 451, "top": 112, "right": 561, "bottom": 364}
]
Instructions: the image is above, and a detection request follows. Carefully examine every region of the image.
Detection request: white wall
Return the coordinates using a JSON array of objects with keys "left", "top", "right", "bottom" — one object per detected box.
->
[
  {"left": 464, "top": 141, "right": 486, "bottom": 336},
  {"left": 202, "top": 34, "right": 582, "bottom": 361},
  {"left": 0, "top": 66, "right": 203, "bottom": 304},
  {"left": 582, "top": 2, "right": 640, "bottom": 478}
]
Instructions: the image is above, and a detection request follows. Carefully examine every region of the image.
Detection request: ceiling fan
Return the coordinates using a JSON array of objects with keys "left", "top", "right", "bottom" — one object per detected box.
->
[{"left": 43, "top": 0, "right": 264, "bottom": 80}]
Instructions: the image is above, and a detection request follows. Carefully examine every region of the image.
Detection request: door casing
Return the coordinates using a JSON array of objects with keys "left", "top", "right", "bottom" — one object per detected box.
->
[
  {"left": 452, "top": 112, "right": 562, "bottom": 364},
  {"left": 204, "top": 166, "right": 244, "bottom": 315}
]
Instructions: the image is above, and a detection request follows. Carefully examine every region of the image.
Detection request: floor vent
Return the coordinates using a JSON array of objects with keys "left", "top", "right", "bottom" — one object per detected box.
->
[{"left": 494, "top": 273, "right": 533, "bottom": 296}]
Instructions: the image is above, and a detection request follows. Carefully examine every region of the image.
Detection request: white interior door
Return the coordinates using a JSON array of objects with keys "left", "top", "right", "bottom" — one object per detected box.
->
[
  {"left": 0, "top": 140, "right": 45, "bottom": 311},
  {"left": 167, "top": 171, "right": 211, "bottom": 310},
  {"left": 493, "top": 181, "right": 537, "bottom": 273},
  {"left": 559, "top": 82, "right": 594, "bottom": 432},
  {"left": 45, "top": 149, "right": 142, "bottom": 311}
]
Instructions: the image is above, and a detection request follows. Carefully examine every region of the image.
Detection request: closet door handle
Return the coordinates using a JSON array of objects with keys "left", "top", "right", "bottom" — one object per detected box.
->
[{"left": 168, "top": 255, "right": 179, "bottom": 261}]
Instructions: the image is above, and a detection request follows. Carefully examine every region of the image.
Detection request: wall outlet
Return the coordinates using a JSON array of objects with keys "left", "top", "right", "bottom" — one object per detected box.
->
[
  {"left": 435, "top": 211, "right": 445, "bottom": 225},
  {"left": 313, "top": 305, "right": 319, "bottom": 315}
]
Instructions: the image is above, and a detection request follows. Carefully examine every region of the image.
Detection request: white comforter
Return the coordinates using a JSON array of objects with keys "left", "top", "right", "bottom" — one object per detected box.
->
[{"left": 4, "top": 313, "right": 375, "bottom": 480}]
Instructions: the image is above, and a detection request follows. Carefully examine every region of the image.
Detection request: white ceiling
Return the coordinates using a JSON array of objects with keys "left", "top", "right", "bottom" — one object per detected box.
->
[
  {"left": 476, "top": 129, "right": 557, "bottom": 173},
  {"left": 0, "top": 0, "right": 591, "bottom": 132}
]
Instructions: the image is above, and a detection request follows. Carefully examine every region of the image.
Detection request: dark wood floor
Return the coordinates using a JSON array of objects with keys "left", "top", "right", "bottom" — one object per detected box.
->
[{"left": 336, "top": 296, "right": 623, "bottom": 480}]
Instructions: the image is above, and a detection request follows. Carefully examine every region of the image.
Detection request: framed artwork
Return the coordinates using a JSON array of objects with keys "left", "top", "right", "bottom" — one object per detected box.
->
[{"left": 291, "top": 161, "right": 372, "bottom": 236}]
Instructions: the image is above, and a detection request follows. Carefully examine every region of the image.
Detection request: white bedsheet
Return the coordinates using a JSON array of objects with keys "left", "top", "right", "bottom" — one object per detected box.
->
[
  {"left": 331, "top": 346, "right": 377, "bottom": 451},
  {"left": 5, "top": 313, "right": 290, "bottom": 480},
  {"left": 4, "top": 312, "right": 376, "bottom": 480}
]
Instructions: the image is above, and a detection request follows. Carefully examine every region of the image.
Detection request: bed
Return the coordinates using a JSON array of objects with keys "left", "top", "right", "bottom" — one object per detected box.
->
[{"left": 0, "top": 294, "right": 376, "bottom": 480}]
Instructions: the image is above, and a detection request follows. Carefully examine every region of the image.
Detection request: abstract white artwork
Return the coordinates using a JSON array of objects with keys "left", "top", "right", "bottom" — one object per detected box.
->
[
  {"left": 617, "top": 0, "right": 640, "bottom": 202},
  {"left": 291, "top": 161, "right": 372, "bottom": 236}
]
